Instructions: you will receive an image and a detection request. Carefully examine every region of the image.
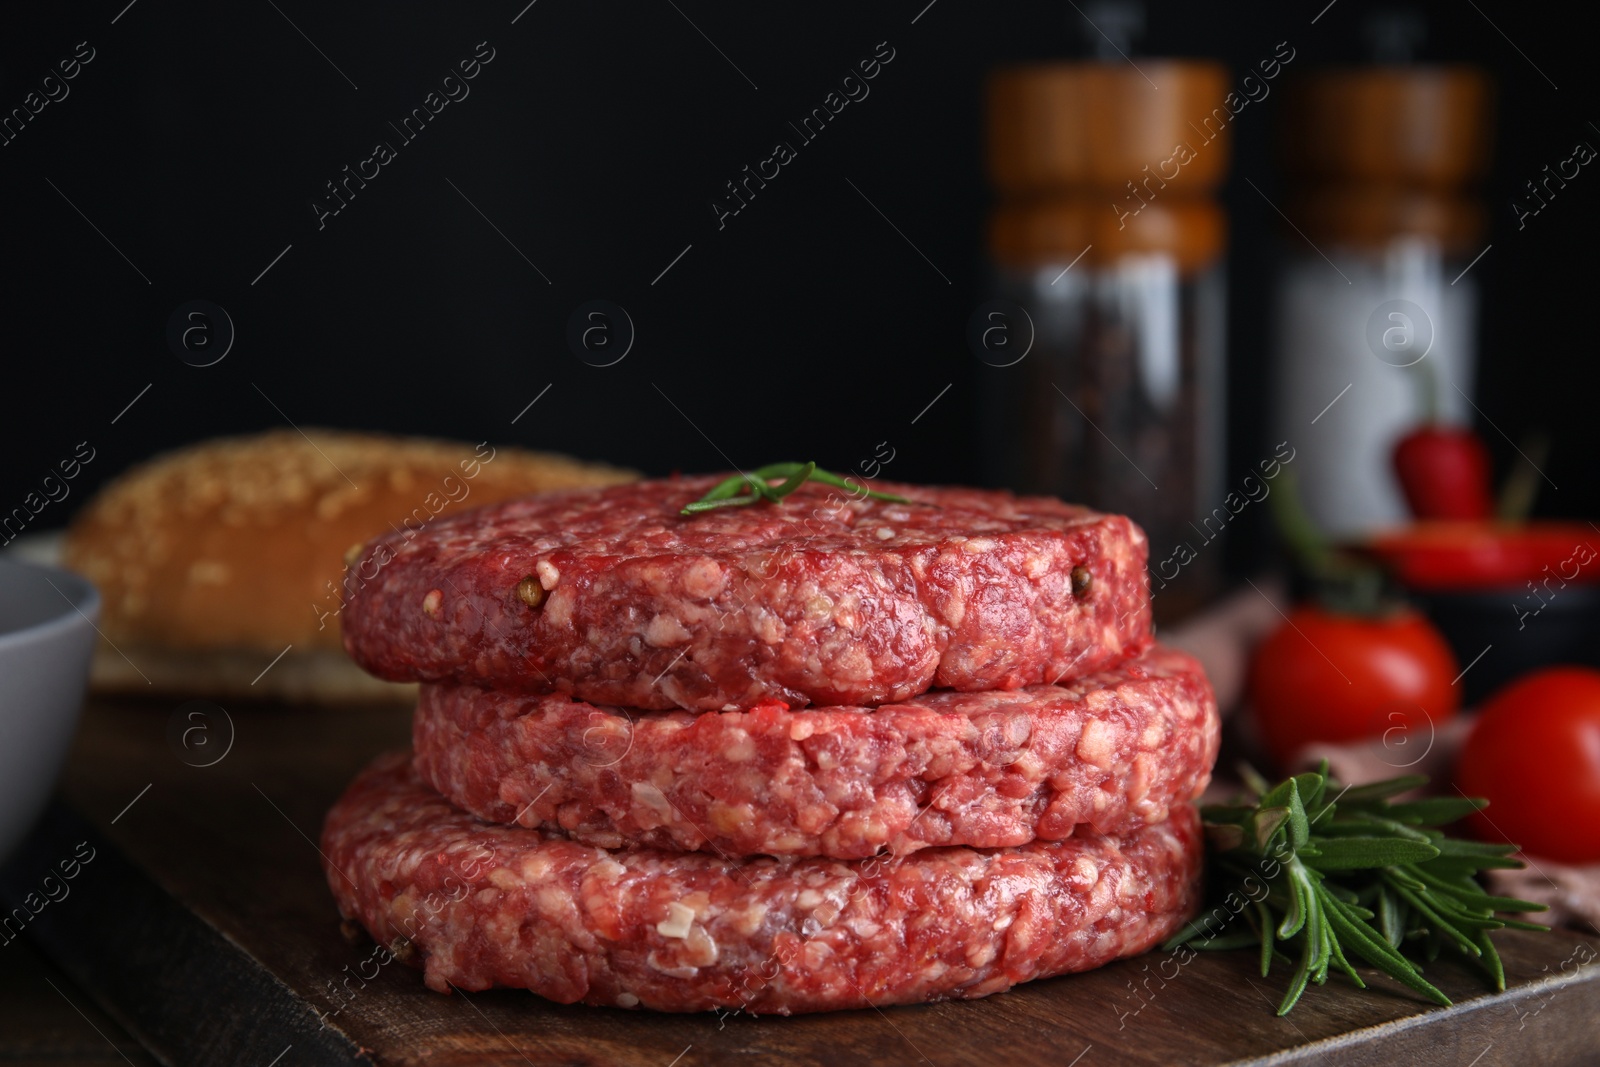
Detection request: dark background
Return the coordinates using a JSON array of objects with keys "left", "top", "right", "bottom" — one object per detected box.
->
[{"left": 4, "top": 0, "right": 1597, "bottom": 577}]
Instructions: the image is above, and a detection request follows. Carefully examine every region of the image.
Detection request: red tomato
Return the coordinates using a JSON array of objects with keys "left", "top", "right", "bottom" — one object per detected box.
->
[
  {"left": 1456, "top": 667, "right": 1600, "bottom": 864},
  {"left": 1249, "top": 605, "right": 1460, "bottom": 768}
]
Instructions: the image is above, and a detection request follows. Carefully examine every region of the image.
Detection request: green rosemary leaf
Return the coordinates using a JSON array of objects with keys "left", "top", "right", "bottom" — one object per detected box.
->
[
  {"left": 1384, "top": 866, "right": 1429, "bottom": 892},
  {"left": 681, "top": 463, "right": 921, "bottom": 518},
  {"left": 1378, "top": 888, "right": 1407, "bottom": 949},
  {"left": 768, "top": 461, "right": 816, "bottom": 499},
  {"left": 1205, "top": 823, "right": 1247, "bottom": 853},
  {"left": 732, "top": 464, "right": 798, "bottom": 501},
  {"left": 1278, "top": 868, "right": 1308, "bottom": 940},
  {"left": 1201, "top": 805, "right": 1259, "bottom": 827},
  {"left": 1300, "top": 763, "right": 1332, "bottom": 811},
  {"left": 680, "top": 494, "right": 760, "bottom": 514},
  {"left": 1324, "top": 916, "right": 1367, "bottom": 989},
  {"left": 1322, "top": 894, "right": 1452, "bottom": 1007},
  {"left": 1309, "top": 882, "right": 1333, "bottom": 985},
  {"left": 697, "top": 471, "right": 759, "bottom": 502},
  {"left": 1428, "top": 837, "right": 1521, "bottom": 859},
  {"left": 1384, "top": 878, "right": 1481, "bottom": 956},
  {"left": 1255, "top": 806, "right": 1291, "bottom": 851},
  {"left": 1408, "top": 867, "right": 1545, "bottom": 914},
  {"left": 1259, "top": 777, "right": 1298, "bottom": 810},
  {"left": 1419, "top": 856, "right": 1526, "bottom": 879},
  {"left": 1418, "top": 841, "right": 1526, "bottom": 876},
  {"left": 1323, "top": 882, "right": 1362, "bottom": 906},
  {"left": 679, "top": 462, "right": 913, "bottom": 516},
  {"left": 1383, "top": 797, "right": 1488, "bottom": 826},
  {"left": 1332, "top": 776, "right": 1430, "bottom": 803},
  {"left": 1339, "top": 900, "right": 1378, "bottom": 923},
  {"left": 1164, "top": 913, "right": 1236, "bottom": 951},
  {"left": 1420, "top": 896, "right": 1505, "bottom": 934},
  {"left": 803, "top": 467, "right": 912, "bottom": 503},
  {"left": 1190, "top": 931, "right": 1263, "bottom": 951},
  {"left": 1279, "top": 932, "right": 1316, "bottom": 1016},
  {"left": 1160, "top": 928, "right": 1195, "bottom": 952},
  {"left": 1365, "top": 817, "right": 1438, "bottom": 843},
  {"left": 1198, "top": 765, "right": 1549, "bottom": 1015},
  {"left": 1315, "top": 812, "right": 1437, "bottom": 838},
  {"left": 1287, "top": 780, "right": 1312, "bottom": 850},
  {"left": 1256, "top": 900, "right": 1275, "bottom": 978},
  {"left": 1239, "top": 763, "right": 1274, "bottom": 797},
  {"left": 748, "top": 461, "right": 806, "bottom": 478},
  {"left": 1313, "top": 819, "right": 1407, "bottom": 838},
  {"left": 1473, "top": 928, "right": 1507, "bottom": 992},
  {"left": 1301, "top": 837, "right": 1440, "bottom": 871}
]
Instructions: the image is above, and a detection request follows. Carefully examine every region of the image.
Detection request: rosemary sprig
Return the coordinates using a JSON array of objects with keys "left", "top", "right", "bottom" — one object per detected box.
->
[
  {"left": 1166, "top": 763, "right": 1549, "bottom": 1015},
  {"left": 679, "top": 462, "right": 913, "bottom": 516}
]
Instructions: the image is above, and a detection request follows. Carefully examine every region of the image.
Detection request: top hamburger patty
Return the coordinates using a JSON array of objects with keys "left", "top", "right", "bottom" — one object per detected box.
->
[{"left": 340, "top": 475, "right": 1152, "bottom": 711}]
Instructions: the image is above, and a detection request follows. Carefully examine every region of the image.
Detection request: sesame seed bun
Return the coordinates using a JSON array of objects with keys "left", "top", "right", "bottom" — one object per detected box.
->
[{"left": 62, "top": 429, "right": 635, "bottom": 703}]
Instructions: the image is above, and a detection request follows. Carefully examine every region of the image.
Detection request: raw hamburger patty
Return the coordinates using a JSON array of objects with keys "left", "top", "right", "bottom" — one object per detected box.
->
[
  {"left": 321, "top": 754, "right": 1202, "bottom": 1014},
  {"left": 413, "top": 644, "right": 1217, "bottom": 859},
  {"left": 340, "top": 476, "right": 1151, "bottom": 711}
]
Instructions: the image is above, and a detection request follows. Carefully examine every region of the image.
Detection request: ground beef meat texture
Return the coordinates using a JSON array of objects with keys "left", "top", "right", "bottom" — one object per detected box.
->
[
  {"left": 413, "top": 643, "right": 1216, "bottom": 859},
  {"left": 321, "top": 754, "right": 1202, "bottom": 1015},
  {"left": 340, "top": 475, "right": 1151, "bottom": 711}
]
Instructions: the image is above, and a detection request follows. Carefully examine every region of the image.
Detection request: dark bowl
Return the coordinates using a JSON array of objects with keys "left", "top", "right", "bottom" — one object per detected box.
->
[{"left": 1410, "top": 584, "right": 1600, "bottom": 704}]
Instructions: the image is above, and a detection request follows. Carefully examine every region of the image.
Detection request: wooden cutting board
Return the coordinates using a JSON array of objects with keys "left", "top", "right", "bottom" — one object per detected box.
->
[{"left": 2, "top": 696, "right": 1596, "bottom": 1066}]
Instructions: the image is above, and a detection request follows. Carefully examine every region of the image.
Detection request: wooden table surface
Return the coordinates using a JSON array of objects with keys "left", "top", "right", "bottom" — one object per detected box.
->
[
  {"left": 0, "top": 937, "right": 159, "bottom": 1066},
  {"left": 1, "top": 696, "right": 1597, "bottom": 1066}
]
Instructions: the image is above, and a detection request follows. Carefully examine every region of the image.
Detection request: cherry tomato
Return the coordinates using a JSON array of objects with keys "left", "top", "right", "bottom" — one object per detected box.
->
[
  {"left": 1392, "top": 426, "right": 1493, "bottom": 521},
  {"left": 1249, "top": 605, "right": 1460, "bottom": 768},
  {"left": 1456, "top": 667, "right": 1600, "bottom": 864}
]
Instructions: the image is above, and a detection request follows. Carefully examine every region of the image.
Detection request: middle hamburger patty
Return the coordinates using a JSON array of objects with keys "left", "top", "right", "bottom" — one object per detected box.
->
[
  {"left": 414, "top": 644, "right": 1216, "bottom": 859},
  {"left": 340, "top": 475, "right": 1151, "bottom": 711}
]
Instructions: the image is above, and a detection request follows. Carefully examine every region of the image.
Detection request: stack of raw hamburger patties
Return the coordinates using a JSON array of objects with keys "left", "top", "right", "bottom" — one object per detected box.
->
[{"left": 324, "top": 474, "right": 1219, "bottom": 1014}]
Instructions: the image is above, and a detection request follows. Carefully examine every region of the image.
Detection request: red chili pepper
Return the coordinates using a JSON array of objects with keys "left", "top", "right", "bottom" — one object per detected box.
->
[{"left": 1392, "top": 425, "right": 1493, "bottom": 521}]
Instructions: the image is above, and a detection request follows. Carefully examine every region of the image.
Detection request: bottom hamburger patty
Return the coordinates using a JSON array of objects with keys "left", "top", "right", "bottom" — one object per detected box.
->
[
  {"left": 413, "top": 644, "right": 1216, "bottom": 859},
  {"left": 321, "top": 754, "right": 1202, "bottom": 1014}
]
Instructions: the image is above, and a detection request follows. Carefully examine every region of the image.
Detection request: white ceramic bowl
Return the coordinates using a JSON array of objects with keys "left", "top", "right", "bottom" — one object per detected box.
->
[{"left": 0, "top": 559, "right": 99, "bottom": 863}]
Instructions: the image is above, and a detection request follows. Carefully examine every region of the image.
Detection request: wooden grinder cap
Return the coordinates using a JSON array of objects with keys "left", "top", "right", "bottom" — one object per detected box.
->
[
  {"left": 1280, "top": 66, "right": 1493, "bottom": 186},
  {"left": 987, "top": 61, "right": 1234, "bottom": 195},
  {"left": 1280, "top": 66, "right": 1492, "bottom": 251},
  {"left": 987, "top": 61, "right": 1232, "bottom": 270}
]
